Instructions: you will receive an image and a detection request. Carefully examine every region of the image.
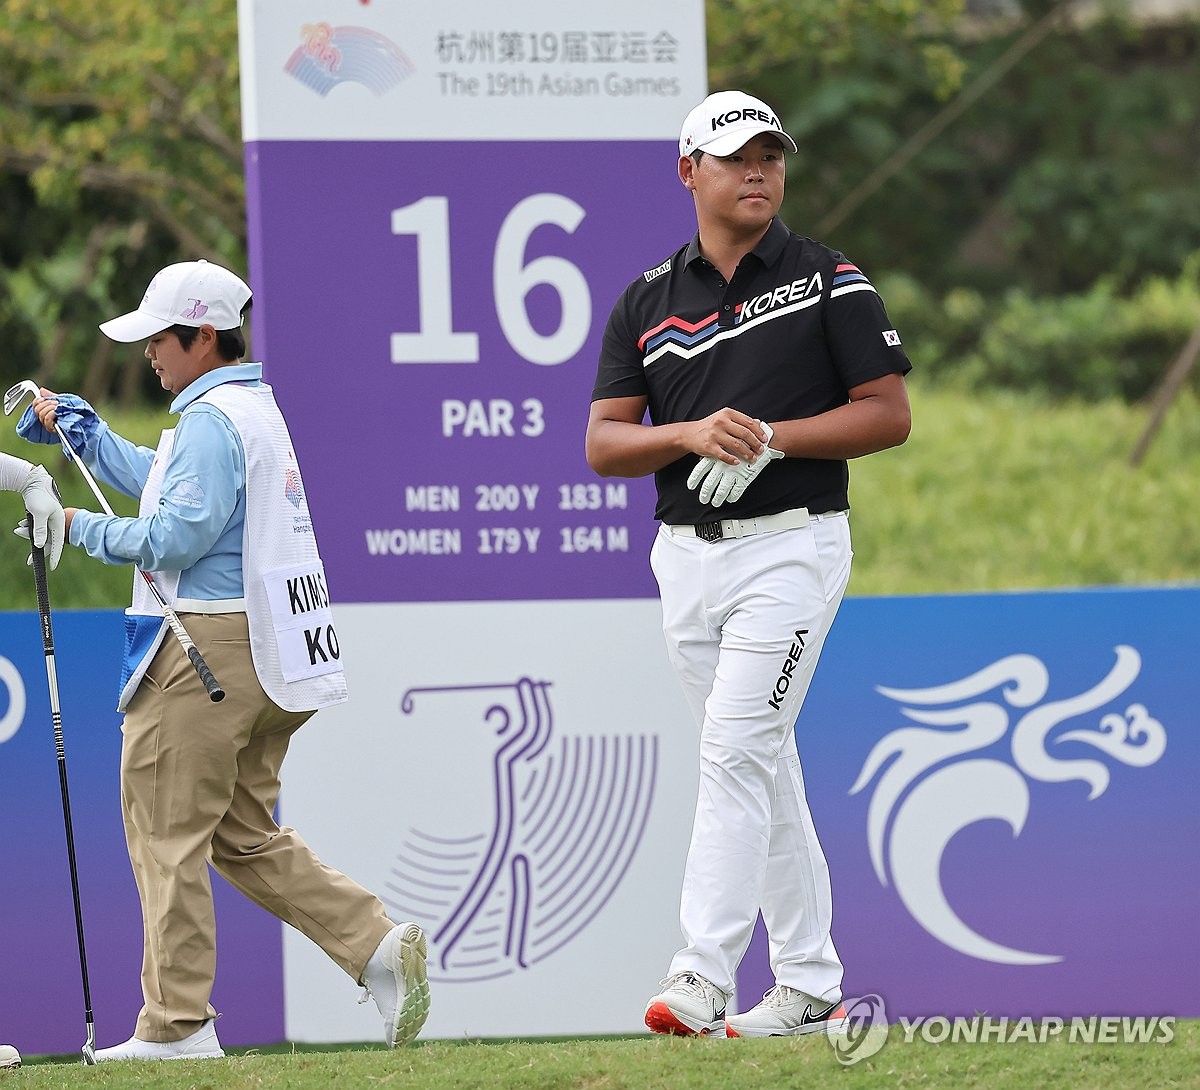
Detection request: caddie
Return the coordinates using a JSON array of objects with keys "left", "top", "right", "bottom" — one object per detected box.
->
[
  {"left": 17, "top": 260, "right": 429, "bottom": 1060},
  {"left": 586, "top": 90, "right": 912, "bottom": 1038}
]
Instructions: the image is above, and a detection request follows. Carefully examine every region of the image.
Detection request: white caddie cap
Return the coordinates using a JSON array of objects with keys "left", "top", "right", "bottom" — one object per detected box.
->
[
  {"left": 99, "top": 259, "right": 252, "bottom": 342},
  {"left": 678, "top": 90, "right": 798, "bottom": 158}
]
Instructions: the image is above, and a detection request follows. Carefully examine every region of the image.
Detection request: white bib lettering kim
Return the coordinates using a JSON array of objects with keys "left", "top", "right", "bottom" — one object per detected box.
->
[{"left": 262, "top": 561, "right": 342, "bottom": 682}]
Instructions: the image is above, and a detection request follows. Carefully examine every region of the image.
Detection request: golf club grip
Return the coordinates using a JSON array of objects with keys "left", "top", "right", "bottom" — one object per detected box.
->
[
  {"left": 136, "top": 575, "right": 224, "bottom": 702},
  {"left": 161, "top": 607, "right": 225, "bottom": 702},
  {"left": 26, "top": 516, "right": 53, "bottom": 652},
  {"left": 186, "top": 643, "right": 226, "bottom": 702}
]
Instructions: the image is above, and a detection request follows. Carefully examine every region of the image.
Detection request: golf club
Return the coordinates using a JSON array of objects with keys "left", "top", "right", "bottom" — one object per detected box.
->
[
  {"left": 27, "top": 522, "right": 97, "bottom": 1066},
  {"left": 5, "top": 381, "right": 225, "bottom": 702}
]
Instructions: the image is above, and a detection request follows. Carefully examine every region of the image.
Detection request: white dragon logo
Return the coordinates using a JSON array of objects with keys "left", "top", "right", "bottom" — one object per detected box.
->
[{"left": 850, "top": 645, "right": 1166, "bottom": 964}]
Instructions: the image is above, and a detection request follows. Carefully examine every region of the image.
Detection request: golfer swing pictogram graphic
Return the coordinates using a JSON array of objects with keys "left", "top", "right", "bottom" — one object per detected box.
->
[{"left": 393, "top": 678, "right": 659, "bottom": 981}]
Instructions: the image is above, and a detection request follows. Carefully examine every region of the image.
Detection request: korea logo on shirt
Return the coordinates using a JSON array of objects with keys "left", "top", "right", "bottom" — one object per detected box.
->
[{"left": 882, "top": 329, "right": 902, "bottom": 347}]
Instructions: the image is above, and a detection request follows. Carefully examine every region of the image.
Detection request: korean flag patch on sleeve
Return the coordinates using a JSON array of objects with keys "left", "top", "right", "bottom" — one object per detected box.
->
[{"left": 882, "top": 329, "right": 902, "bottom": 347}]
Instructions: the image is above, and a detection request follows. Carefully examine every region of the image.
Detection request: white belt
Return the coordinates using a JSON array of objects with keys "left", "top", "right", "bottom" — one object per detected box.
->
[
  {"left": 667, "top": 507, "right": 845, "bottom": 542},
  {"left": 172, "top": 596, "right": 247, "bottom": 614}
]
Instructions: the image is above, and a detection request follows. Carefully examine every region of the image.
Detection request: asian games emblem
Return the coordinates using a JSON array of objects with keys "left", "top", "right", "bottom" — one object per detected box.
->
[
  {"left": 284, "top": 467, "right": 304, "bottom": 509},
  {"left": 284, "top": 23, "right": 415, "bottom": 96}
]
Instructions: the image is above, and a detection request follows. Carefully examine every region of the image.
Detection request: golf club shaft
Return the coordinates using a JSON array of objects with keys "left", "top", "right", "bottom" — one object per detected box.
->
[
  {"left": 5, "top": 382, "right": 225, "bottom": 701},
  {"left": 52, "top": 426, "right": 225, "bottom": 703},
  {"left": 29, "top": 529, "right": 97, "bottom": 1066}
]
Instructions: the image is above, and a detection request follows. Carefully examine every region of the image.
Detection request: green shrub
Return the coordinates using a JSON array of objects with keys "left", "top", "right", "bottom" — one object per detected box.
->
[{"left": 881, "top": 253, "right": 1200, "bottom": 400}]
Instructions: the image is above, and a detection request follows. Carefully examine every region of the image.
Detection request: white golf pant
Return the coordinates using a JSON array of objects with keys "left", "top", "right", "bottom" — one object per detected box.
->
[{"left": 650, "top": 511, "right": 851, "bottom": 1004}]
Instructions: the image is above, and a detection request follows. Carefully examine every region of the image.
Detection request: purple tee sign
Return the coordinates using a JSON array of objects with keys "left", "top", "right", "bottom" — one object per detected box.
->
[{"left": 238, "top": 0, "right": 708, "bottom": 604}]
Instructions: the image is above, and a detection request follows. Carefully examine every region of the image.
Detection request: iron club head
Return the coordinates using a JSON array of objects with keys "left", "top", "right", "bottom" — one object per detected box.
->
[{"left": 3, "top": 379, "right": 41, "bottom": 417}]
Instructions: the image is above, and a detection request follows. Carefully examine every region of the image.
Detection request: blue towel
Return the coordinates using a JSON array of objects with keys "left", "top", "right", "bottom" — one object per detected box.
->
[{"left": 16, "top": 393, "right": 100, "bottom": 453}]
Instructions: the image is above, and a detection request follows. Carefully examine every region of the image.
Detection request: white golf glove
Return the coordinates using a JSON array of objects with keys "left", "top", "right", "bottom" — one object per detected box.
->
[
  {"left": 686, "top": 421, "right": 785, "bottom": 508},
  {"left": 14, "top": 463, "right": 65, "bottom": 570}
]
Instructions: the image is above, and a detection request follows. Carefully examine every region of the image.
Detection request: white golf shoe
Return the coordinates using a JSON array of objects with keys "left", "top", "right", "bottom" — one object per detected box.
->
[
  {"left": 644, "top": 971, "right": 730, "bottom": 1037},
  {"left": 0, "top": 1044, "right": 21, "bottom": 1068},
  {"left": 94, "top": 1018, "right": 225, "bottom": 1061},
  {"left": 725, "top": 984, "right": 848, "bottom": 1037},
  {"left": 360, "top": 922, "right": 431, "bottom": 1048}
]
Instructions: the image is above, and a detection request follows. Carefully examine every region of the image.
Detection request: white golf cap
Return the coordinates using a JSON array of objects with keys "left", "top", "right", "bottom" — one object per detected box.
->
[
  {"left": 678, "top": 90, "right": 797, "bottom": 158},
  {"left": 99, "top": 259, "right": 252, "bottom": 342}
]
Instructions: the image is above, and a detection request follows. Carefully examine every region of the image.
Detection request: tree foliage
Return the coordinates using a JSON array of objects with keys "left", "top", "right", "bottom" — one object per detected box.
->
[
  {"left": 766, "top": 6, "right": 1200, "bottom": 294},
  {"left": 882, "top": 255, "right": 1200, "bottom": 399},
  {"left": 0, "top": 0, "right": 242, "bottom": 399},
  {"left": 0, "top": 0, "right": 242, "bottom": 247},
  {"left": 705, "top": 0, "right": 967, "bottom": 94}
]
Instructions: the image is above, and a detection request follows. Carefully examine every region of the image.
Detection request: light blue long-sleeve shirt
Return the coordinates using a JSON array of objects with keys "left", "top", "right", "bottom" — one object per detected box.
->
[{"left": 69, "top": 364, "right": 264, "bottom": 600}]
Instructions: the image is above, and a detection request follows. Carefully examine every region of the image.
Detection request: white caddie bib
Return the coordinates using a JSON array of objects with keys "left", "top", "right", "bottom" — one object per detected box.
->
[
  {"left": 117, "top": 429, "right": 180, "bottom": 710},
  {"left": 200, "top": 381, "right": 347, "bottom": 711},
  {"left": 131, "top": 429, "right": 182, "bottom": 610}
]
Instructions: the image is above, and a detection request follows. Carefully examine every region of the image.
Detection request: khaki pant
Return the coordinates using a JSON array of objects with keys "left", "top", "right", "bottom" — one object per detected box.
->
[{"left": 120, "top": 613, "right": 391, "bottom": 1042}]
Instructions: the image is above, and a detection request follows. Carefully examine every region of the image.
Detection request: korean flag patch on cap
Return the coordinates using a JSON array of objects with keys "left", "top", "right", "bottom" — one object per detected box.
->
[{"left": 882, "top": 329, "right": 902, "bottom": 347}]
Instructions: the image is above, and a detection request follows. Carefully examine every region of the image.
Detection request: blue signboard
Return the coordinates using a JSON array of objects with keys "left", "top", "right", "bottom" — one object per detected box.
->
[{"left": 2, "top": 588, "right": 1195, "bottom": 1053}]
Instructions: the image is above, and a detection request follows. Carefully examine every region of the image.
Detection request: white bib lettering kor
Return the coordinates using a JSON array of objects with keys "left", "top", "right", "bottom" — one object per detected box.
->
[{"left": 262, "top": 562, "right": 342, "bottom": 681}]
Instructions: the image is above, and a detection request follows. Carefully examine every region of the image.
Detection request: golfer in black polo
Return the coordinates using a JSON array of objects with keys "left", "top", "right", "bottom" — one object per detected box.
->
[{"left": 586, "top": 90, "right": 912, "bottom": 1038}]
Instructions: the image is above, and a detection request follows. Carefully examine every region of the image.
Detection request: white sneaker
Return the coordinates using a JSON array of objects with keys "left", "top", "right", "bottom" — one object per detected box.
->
[
  {"left": 94, "top": 1018, "right": 225, "bottom": 1061},
  {"left": 361, "top": 922, "right": 431, "bottom": 1048},
  {"left": 644, "top": 972, "right": 729, "bottom": 1037},
  {"left": 726, "top": 984, "right": 848, "bottom": 1037},
  {"left": 0, "top": 1044, "right": 21, "bottom": 1068}
]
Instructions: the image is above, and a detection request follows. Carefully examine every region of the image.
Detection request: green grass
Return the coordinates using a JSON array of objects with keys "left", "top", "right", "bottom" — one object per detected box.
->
[
  {"left": 8, "top": 1023, "right": 1199, "bottom": 1089},
  {"left": 2, "top": 384, "right": 1198, "bottom": 610},
  {"left": 830, "top": 384, "right": 1200, "bottom": 595}
]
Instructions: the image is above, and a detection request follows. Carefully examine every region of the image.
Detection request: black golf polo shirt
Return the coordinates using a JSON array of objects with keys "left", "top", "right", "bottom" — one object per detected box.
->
[{"left": 593, "top": 216, "right": 912, "bottom": 525}]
